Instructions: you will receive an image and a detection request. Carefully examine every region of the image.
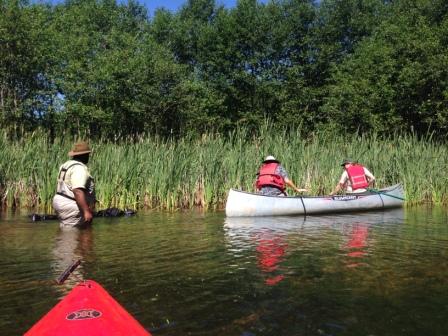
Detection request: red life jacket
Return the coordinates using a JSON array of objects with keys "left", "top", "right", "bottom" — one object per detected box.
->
[
  {"left": 346, "top": 164, "right": 369, "bottom": 190},
  {"left": 256, "top": 163, "right": 286, "bottom": 191}
]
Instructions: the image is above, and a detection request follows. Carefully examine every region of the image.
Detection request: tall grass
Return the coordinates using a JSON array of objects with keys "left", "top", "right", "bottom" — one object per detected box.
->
[{"left": 0, "top": 127, "right": 447, "bottom": 212}]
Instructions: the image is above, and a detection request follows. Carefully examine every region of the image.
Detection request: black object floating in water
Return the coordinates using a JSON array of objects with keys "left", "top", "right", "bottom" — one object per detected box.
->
[
  {"left": 30, "top": 214, "right": 59, "bottom": 221},
  {"left": 30, "top": 208, "right": 136, "bottom": 221},
  {"left": 95, "top": 207, "right": 136, "bottom": 217}
]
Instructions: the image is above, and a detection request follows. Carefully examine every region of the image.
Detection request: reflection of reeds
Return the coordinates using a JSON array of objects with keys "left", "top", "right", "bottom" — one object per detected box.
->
[{"left": 0, "top": 127, "right": 447, "bottom": 211}]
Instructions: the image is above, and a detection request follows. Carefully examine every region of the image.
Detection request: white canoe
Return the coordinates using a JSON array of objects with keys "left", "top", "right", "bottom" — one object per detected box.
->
[{"left": 225, "top": 184, "right": 405, "bottom": 217}]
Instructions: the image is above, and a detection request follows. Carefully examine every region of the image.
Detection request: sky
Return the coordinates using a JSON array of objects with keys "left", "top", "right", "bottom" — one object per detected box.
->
[
  {"left": 146, "top": 0, "right": 235, "bottom": 12},
  {"left": 38, "top": 0, "right": 271, "bottom": 15},
  {"left": 129, "top": 0, "right": 269, "bottom": 14}
]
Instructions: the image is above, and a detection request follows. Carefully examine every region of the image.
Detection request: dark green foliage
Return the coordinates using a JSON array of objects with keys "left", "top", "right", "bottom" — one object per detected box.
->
[
  {"left": 0, "top": 0, "right": 447, "bottom": 139},
  {"left": 323, "top": 0, "right": 448, "bottom": 135},
  {"left": 0, "top": 0, "right": 53, "bottom": 135}
]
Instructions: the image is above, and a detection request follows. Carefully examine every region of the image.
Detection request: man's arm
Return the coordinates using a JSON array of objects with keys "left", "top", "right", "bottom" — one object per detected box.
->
[
  {"left": 73, "top": 188, "right": 93, "bottom": 224},
  {"left": 364, "top": 168, "right": 375, "bottom": 186},
  {"left": 329, "top": 183, "right": 343, "bottom": 196},
  {"left": 330, "top": 172, "right": 347, "bottom": 195},
  {"left": 285, "top": 178, "right": 308, "bottom": 193},
  {"left": 278, "top": 165, "right": 308, "bottom": 193}
]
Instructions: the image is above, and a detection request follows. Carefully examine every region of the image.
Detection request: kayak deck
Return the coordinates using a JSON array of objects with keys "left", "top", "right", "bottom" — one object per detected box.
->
[{"left": 25, "top": 280, "right": 150, "bottom": 336}]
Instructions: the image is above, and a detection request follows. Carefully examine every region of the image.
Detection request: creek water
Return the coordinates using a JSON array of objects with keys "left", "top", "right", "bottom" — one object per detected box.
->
[{"left": 0, "top": 207, "right": 447, "bottom": 335}]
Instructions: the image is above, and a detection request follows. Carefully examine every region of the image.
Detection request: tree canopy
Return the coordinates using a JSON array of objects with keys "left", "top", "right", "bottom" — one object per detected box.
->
[{"left": 1, "top": 0, "right": 447, "bottom": 139}]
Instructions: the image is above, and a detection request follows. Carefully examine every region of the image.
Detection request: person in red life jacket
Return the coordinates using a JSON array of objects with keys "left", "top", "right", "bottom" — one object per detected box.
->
[
  {"left": 330, "top": 158, "right": 375, "bottom": 195},
  {"left": 255, "top": 155, "right": 308, "bottom": 196}
]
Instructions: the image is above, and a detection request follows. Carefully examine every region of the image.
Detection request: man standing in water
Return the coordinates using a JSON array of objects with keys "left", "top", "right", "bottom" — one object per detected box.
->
[
  {"left": 52, "top": 141, "right": 95, "bottom": 228},
  {"left": 255, "top": 155, "right": 308, "bottom": 196}
]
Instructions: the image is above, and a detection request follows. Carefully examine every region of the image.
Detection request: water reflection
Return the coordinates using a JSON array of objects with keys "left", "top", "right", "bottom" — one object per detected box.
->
[
  {"left": 343, "top": 222, "right": 369, "bottom": 267},
  {"left": 3, "top": 207, "right": 448, "bottom": 335},
  {"left": 256, "top": 233, "right": 287, "bottom": 285},
  {"left": 224, "top": 209, "right": 405, "bottom": 285},
  {"left": 225, "top": 208, "right": 405, "bottom": 231},
  {"left": 52, "top": 227, "right": 93, "bottom": 295}
]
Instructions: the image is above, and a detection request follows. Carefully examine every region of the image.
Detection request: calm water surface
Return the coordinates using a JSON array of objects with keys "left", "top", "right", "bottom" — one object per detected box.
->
[{"left": 0, "top": 207, "right": 447, "bottom": 335}]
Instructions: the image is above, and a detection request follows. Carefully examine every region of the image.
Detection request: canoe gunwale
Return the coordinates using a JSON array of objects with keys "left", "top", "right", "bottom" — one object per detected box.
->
[{"left": 228, "top": 183, "right": 403, "bottom": 200}]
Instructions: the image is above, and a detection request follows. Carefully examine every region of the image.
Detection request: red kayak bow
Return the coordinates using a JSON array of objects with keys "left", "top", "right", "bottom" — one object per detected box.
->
[{"left": 25, "top": 280, "right": 151, "bottom": 335}]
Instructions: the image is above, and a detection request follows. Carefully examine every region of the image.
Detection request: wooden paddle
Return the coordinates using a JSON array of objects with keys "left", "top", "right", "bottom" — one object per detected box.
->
[{"left": 56, "top": 259, "right": 81, "bottom": 285}]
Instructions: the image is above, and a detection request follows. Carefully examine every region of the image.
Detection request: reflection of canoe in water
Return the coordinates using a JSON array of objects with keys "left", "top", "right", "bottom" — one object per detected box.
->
[
  {"left": 224, "top": 209, "right": 405, "bottom": 286},
  {"left": 225, "top": 184, "right": 404, "bottom": 217},
  {"left": 224, "top": 208, "right": 405, "bottom": 231},
  {"left": 25, "top": 280, "right": 150, "bottom": 336}
]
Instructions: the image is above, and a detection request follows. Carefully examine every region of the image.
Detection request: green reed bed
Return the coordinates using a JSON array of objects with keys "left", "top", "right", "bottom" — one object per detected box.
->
[{"left": 0, "top": 128, "right": 447, "bottom": 212}]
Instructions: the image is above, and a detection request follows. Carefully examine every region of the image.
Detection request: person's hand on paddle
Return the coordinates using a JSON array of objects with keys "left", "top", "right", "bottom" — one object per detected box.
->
[{"left": 284, "top": 178, "right": 308, "bottom": 194}]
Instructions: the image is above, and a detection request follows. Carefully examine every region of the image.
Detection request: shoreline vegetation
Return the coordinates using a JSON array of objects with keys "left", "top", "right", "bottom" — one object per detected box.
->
[
  {"left": 2, "top": 0, "right": 447, "bottom": 214},
  {"left": 1, "top": 127, "right": 446, "bottom": 212}
]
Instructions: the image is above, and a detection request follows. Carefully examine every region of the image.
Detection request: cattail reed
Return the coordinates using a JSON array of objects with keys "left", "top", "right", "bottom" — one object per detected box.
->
[{"left": 0, "top": 127, "right": 446, "bottom": 211}]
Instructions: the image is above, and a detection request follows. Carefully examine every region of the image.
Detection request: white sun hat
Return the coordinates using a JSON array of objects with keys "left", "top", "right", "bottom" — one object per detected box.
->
[{"left": 264, "top": 155, "right": 278, "bottom": 162}]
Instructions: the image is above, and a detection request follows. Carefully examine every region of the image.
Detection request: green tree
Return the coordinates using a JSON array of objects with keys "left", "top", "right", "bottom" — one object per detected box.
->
[
  {"left": 0, "top": 0, "right": 52, "bottom": 135},
  {"left": 46, "top": 0, "right": 155, "bottom": 136},
  {"left": 322, "top": 0, "right": 448, "bottom": 136}
]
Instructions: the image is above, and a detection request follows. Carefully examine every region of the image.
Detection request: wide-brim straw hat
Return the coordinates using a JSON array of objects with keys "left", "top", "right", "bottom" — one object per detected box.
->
[{"left": 68, "top": 141, "right": 92, "bottom": 157}]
